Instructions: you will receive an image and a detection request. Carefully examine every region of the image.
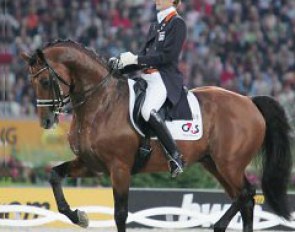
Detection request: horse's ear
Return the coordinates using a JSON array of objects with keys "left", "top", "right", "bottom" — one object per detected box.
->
[
  {"left": 36, "top": 49, "right": 46, "bottom": 63},
  {"left": 20, "top": 52, "right": 31, "bottom": 63}
]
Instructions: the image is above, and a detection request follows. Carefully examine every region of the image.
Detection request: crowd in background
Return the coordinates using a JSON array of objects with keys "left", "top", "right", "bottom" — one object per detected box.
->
[
  {"left": 0, "top": 0, "right": 295, "bottom": 185},
  {"left": 1, "top": 0, "right": 295, "bottom": 120}
]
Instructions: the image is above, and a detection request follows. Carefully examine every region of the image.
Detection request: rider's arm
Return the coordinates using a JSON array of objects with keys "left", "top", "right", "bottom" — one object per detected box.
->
[{"left": 119, "top": 24, "right": 154, "bottom": 74}]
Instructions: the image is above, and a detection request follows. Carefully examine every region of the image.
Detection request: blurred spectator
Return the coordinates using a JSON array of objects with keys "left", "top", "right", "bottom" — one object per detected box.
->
[
  {"left": 5, "top": 155, "right": 24, "bottom": 182},
  {"left": 20, "top": 94, "right": 35, "bottom": 116},
  {"left": 0, "top": 0, "right": 294, "bottom": 122},
  {"left": 0, "top": 92, "right": 21, "bottom": 116},
  {"left": 0, "top": 0, "right": 294, "bottom": 187}
]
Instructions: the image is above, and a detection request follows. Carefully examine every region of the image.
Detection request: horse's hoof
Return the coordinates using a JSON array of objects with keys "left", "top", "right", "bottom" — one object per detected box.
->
[{"left": 77, "top": 210, "right": 89, "bottom": 228}]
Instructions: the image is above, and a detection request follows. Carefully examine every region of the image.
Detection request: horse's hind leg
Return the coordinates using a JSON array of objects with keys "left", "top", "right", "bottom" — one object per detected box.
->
[
  {"left": 201, "top": 156, "right": 240, "bottom": 232},
  {"left": 213, "top": 180, "right": 255, "bottom": 232},
  {"left": 201, "top": 156, "right": 235, "bottom": 197},
  {"left": 201, "top": 156, "right": 256, "bottom": 232},
  {"left": 239, "top": 178, "right": 256, "bottom": 232},
  {"left": 49, "top": 158, "right": 94, "bottom": 228}
]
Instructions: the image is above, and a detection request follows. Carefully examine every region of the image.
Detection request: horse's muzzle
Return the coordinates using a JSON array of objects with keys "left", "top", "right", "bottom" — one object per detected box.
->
[
  {"left": 41, "top": 118, "right": 54, "bottom": 129},
  {"left": 41, "top": 113, "right": 58, "bottom": 129}
]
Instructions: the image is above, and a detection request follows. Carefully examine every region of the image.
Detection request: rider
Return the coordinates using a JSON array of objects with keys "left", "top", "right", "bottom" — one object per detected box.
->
[{"left": 110, "top": 0, "right": 186, "bottom": 178}]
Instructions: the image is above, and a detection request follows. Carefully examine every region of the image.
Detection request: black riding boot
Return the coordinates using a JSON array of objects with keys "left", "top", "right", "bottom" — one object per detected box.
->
[{"left": 148, "top": 110, "right": 183, "bottom": 178}]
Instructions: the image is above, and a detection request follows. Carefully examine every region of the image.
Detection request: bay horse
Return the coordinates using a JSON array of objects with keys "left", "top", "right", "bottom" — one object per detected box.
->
[{"left": 21, "top": 40, "right": 292, "bottom": 232}]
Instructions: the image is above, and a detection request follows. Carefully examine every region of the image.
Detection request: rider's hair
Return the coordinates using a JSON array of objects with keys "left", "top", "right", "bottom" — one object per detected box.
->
[{"left": 173, "top": 0, "right": 181, "bottom": 7}]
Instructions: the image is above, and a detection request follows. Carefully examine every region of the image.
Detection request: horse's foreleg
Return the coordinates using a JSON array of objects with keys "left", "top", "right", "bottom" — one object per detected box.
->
[
  {"left": 110, "top": 164, "right": 131, "bottom": 232},
  {"left": 49, "top": 158, "right": 93, "bottom": 228}
]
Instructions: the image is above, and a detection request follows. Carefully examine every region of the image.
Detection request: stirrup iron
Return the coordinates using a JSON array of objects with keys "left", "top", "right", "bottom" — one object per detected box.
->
[{"left": 168, "top": 155, "right": 183, "bottom": 178}]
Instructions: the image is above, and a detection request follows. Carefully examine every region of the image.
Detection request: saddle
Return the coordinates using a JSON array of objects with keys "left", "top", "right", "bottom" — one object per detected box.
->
[
  {"left": 133, "top": 77, "right": 192, "bottom": 136},
  {"left": 131, "top": 77, "right": 195, "bottom": 173}
]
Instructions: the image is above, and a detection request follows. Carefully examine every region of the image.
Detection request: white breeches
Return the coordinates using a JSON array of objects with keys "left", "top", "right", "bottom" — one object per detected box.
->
[{"left": 141, "top": 72, "right": 167, "bottom": 121}]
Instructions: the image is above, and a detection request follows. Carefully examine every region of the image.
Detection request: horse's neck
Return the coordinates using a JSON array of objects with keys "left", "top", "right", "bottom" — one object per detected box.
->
[
  {"left": 49, "top": 46, "right": 108, "bottom": 93},
  {"left": 48, "top": 45, "right": 129, "bottom": 128},
  {"left": 71, "top": 56, "right": 107, "bottom": 93},
  {"left": 71, "top": 77, "right": 129, "bottom": 126}
]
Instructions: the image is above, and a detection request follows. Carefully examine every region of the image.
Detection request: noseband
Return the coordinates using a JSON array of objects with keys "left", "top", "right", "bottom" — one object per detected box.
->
[{"left": 30, "top": 61, "right": 72, "bottom": 115}]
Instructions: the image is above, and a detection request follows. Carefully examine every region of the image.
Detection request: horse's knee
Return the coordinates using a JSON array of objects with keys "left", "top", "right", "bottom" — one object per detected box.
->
[
  {"left": 49, "top": 169, "right": 62, "bottom": 186},
  {"left": 213, "top": 223, "right": 226, "bottom": 232},
  {"left": 49, "top": 163, "right": 70, "bottom": 185}
]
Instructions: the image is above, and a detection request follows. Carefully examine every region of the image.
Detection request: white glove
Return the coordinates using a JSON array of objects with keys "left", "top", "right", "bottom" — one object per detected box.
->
[
  {"left": 120, "top": 52, "right": 138, "bottom": 68},
  {"left": 108, "top": 57, "right": 123, "bottom": 69}
]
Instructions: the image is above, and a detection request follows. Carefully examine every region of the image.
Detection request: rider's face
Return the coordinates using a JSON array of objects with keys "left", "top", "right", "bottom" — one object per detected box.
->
[{"left": 155, "top": 0, "right": 173, "bottom": 11}]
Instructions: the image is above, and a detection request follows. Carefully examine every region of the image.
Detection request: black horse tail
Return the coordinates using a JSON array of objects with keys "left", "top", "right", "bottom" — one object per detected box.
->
[{"left": 252, "top": 96, "right": 292, "bottom": 219}]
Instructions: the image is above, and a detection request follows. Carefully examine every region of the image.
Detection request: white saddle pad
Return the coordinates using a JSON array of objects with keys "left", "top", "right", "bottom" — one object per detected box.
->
[{"left": 128, "top": 79, "right": 203, "bottom": 140}]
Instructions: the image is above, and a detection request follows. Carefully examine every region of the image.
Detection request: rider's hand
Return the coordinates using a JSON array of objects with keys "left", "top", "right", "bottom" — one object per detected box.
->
[
  {"left": 120, "top": 52, "right": 138, "bottom": 68},
  {"left": 108, "top": 57, "right": 123, "bottom": 70}
]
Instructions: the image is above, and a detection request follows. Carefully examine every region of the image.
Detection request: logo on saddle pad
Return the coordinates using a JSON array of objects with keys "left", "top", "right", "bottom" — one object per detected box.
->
[
  {"left": 128, "top": 79, "right": 203, "bottom": 141},
  {"left": 182, "top": 122, "right": 199, "bottom": 134}
]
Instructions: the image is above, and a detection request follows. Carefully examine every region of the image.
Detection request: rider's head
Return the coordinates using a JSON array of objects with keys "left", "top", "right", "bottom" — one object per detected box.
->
[{"left": 155, "top": 0, "right": 181, "bottom": 11}]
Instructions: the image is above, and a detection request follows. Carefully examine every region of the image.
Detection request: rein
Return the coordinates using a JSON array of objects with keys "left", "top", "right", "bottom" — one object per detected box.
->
[
  {"left": 67, "top": 71, "right": 113, "bottom": 111},
  {"left": 30, "top": 51, "right": 113, "bottom": 114}
]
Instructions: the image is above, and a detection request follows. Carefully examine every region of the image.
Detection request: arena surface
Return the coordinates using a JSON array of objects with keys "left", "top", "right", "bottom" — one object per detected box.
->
[{"left": 0, "top": 228, "right": 283, "bottom": 232}]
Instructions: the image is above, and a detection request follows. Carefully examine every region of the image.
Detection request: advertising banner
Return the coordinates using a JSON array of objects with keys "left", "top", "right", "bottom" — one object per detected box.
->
[
  {"left": 0, "top": 119, "right": 72, "bottom": 163},
  {"left": 0, "top": 187, "right": 114, "bottom": 228},
  {"left": 0, "top": 188, "right": 295, "bottom": 230},
  {"left": 128, "top": 189, "right": 295, "bottom": 231}
]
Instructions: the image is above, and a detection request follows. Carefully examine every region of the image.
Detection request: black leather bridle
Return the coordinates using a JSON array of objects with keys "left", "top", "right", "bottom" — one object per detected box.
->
[{"left": 30, "top": 49, "right": 113, "bottom": 114}]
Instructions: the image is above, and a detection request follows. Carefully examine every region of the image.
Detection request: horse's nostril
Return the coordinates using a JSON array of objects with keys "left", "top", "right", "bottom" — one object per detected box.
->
[{"left": 42, "top": 118, "right": 52, "bottom": 129}]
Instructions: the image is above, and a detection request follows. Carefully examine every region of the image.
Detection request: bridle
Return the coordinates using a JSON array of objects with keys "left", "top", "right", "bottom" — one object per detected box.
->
[
  {"left": 30, "top": 64, "right": 72, "bottom": 115},
  {"left": 30, "top": 49, "right": 113, "bottom": 115}
]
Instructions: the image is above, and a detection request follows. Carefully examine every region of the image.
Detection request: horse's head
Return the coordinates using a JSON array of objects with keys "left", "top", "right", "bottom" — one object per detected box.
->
[{"left": 21, "top": 49, "right": 72, "bottom": 129}]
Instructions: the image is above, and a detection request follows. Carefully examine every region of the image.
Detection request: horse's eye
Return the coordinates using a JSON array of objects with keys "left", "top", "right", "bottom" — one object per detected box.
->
[{"left": 40, "top": 78, "right": 51, "bottom": 89}]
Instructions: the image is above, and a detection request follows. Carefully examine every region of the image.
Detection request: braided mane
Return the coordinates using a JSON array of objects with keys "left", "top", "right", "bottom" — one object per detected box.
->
[{"left": 43, "top": 39, "right": 108, "bottom": 68}]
